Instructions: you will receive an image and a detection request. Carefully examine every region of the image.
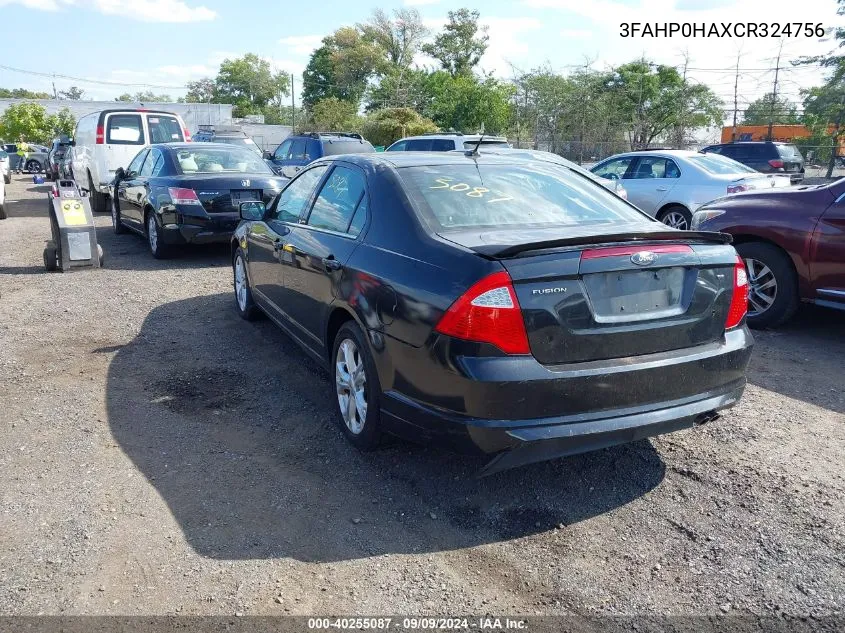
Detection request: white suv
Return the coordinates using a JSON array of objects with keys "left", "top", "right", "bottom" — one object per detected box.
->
[
  {"left": 385, "top": 133, "right": 510, "bottom": 152},
  {"left": 71, "top": 109, "right": 189, "bottom": 212}
]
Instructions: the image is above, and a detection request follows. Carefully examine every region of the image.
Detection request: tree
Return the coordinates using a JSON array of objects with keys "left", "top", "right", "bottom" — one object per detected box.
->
[
  {"left": 214, "top": 54, "right": 289, "bottom": 117},
  {"left": 418, "top": 71, "right": 513, "bottom": 134},
  {"left": 185, "top": 78, "right": 216, "bottom": 103},
  {"left": 802, "top": 83, "right": 845, "bottom": 176},
  {"left": 608, "top": 60, "right": 722, "bottom": 150},
  {"left": 50, "top": 107, "right": 76, "bottom": 138},
  {"left": 310, "top": 97, "right": 362, "bottom": 132},
  {"left": 303, "top": 29, "right": 385, "bottom": 109},
  {"left": 0, "top": 102, "right": 54, "bottom": 143},
  {"left": 0, "top": 88, "right": 51, "bottom": 99},
  {"left": 742, "top": 92, "right": 800, "bottom": 125},
  {"left": 59, "top": 86, "right": 84, "bottom": 100},
  {"left": 359, "top": 8, "right": 428, "bottom": 70},
  {"left": 360, "top": 107, "right": 438, "bottom": 147},
  {"left": 422, "top": 9, "right": 488, "bottom": 77}
]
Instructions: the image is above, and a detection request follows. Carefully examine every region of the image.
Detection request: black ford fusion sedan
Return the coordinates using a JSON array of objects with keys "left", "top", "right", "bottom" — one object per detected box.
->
[
  {"left": 231, "top": 152, "right": 753, "bottom": 474},
  {"left": 111, "top": 143, "right": 284, "bottom": 258}
]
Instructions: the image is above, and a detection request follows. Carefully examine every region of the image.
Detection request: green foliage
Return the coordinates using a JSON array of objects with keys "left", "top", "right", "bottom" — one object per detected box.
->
[
  {"left": 116, "top": 91, "right": 173, "bottom": 102},
  {"left": 358, "top": 8, "right": 428, "bottom": 70},
  {"left": 215, "top": 53, "right": 290, "bottom": 117},
  {"left": 421, "top": 9, "right": 488, "bottom": 77},
  {"left": 0, "top": 87, "right": 51, "bottom": 99},
  {"left": 0, "top": 102, "right": 76, "bottom": 144},
  {"left": 59, "top": 86, "right": 84, "bottom": 100},
  {"left": 184, "top": 78, "right": 216, "bottom": 103},
  {"left": 742, "top": 92, "right": 800, "bottom": 125},
  {"left": 360, "top": 107, "right": 438, "bottom": 146},
  {"left": 416, "top": 71, "right": 513, "bottom": 134},
  {"left": 302, "top": 46, "right": 345, "bottom": 109},
  {"left": 310, "top": 97, "right": 362, "bottom": 132}
]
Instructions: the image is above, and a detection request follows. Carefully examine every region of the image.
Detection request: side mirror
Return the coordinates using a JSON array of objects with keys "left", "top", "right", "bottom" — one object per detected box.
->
[
  {"left": 262, "top": 150, "right": 273, "bottom": 160},
  {"left": 115, "top": 167, "right": 125, "bottom": 180},
  {"left": 280, "top": 165, "right": 300, "bottom": 179},
  {"left": 240, "top": 200, "right": 266, "bottom": 221}
]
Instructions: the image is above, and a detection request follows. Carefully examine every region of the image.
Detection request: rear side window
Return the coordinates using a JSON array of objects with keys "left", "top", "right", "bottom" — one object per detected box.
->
[
  {"left": 306, "top": 166, "right": 366, "bottom": 234},
  {"left": 400, "top": 163, "right": 647, "bottom": 231},
  {"left": 386, "top": 140, "right": 407, "bottom": 152},
  {"left": 289, "top": 140, "right": 308, "bottom": 160},
  {"left": 107, "top": 114, "right": 144, "bottom": 145},
  {"left": 406, "top": 139, "right": 432, "bottom": 151},
  {"left": 431, "top": 139, "right": 456, "bottom": 151},
  {"left": 274, "top": 139, "right": 292, "bottom": 160},
  {"left": 127, "top": 149, "right": 148, "bottom": 174},
  {"left": 463, "top": 140, "right": 509, "bottom": 149},
  {"left": 322, "top": 140, "right": 376, "bottom": 156},
  {"left": 777, "top": 144, "right": 803, "bottom": 160},
  {"left": 147, "top": 115, "right": 184, "bottom": 143},
  {"left": 139, "top": 150, "right": 157, "bottom": 177},
  {"left": 687, "top": 154, "right": 757, "bottom": 174}
]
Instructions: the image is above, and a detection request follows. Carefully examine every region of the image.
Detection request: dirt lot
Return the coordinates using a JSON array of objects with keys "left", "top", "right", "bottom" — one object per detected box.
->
[{"left": 1, "top": 175, "right": 843, "bottom": 622}]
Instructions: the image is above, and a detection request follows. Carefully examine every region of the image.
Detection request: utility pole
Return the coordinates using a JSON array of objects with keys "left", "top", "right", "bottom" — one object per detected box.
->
[
  {"left": 674, "top": 51, "right": 690, "bottom": 149},
  {"left": 767, "top": 41, "right": 783, "bottom": 141},
  {"left": 732, "top": 53, "right": 740, "bottom": 141},
  {"left": 290, "top": 73, "right": 296, "bottom": 133},
  {"left": 52, "top": 80, "right": 58, "bottom": 100}
]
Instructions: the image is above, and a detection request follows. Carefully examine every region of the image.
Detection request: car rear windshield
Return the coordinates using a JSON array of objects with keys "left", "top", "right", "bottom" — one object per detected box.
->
[
  {"left": 777, "top": 144, "right": 804, "bottom": 160},
  {"left": 687, "top": 153, "right": 758, "bottom": 175},
  {"left": 322, "top": 140, "right": 376, "bottom": 156},
  {"left": 147, "top": 115, "right": 184, "bottom": 143},
  {"left": 174, "top": 146, "right": 272, "bottom": 174},
  {"left": 215, "top": 136, "right": 262, "bottom": 153},
  {"left": 398, "top": 163, "right": 647, "bottom": 231}
]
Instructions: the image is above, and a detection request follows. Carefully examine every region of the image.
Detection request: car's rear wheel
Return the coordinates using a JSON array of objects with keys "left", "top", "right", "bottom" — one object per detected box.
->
[
  {"left": 332, "top": 321, "right": 382, "bottom": 450},
  {"left": 736, "top": 242, "right": 799, "bottom": 328},
  {"left": 111, "top": 196, "right": 126, "bottom": 234},
  {"left": 87, "top": 172, "right": 108, "bottom": 213},
  {"left": 658, "top": 205, "right": 692, "bottom": 230},
  {"left": 0, "top": 203, "right": 6, "bottom": 220},
  {"left": 233, "top": 250, "right": 261, "bottom": 320},
  {"left": 25, "top": 159, "right": 41, "bottom": 173},
  {"left": 3, "top": 173, "right": 10, "bottom": 185},
  {"left": 146, "top": 211, "right": 170, "bottom": 259}
]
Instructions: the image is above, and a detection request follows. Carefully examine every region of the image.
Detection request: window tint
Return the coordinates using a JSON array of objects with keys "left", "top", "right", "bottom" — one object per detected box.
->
[
  {"left": 463, "top": 140, "right": 510, "bottom": 149},
  {"left": 687, "top": 154, "right": 757, "bottom": 175},
  {"left": 400, "top": 163, "right": 646, "bottom": 231},
  {"left": 307, "top": 166, "right": 366, "bottom": 233},
  {"left": 147, "top": 115, "right": 183, "bottom": 143},
  {"left": 322, "top": 140, "right": 376, "bottom": 156},
  {"left": 174, "top": 146, "right": 271, "bottom": 174},
  {"left": 127, "top": 149, "right": 148, "bottom": 174},
  {"left": 592, "top": 157, "right": 633, "bottom": 179},
  {"left": 274, "top": 165, "right": 328, "bottom": 222},
  {"left": 406, "top": 139, "right": 431, "bottom": 151},
  {"left": 777, "top": 144, "right": 803, "bottom": 160},
  {"left": 386, "top": 140, "right": 407, "bottom": 152},
  {"left": 431, "top": 139, "right": 456, "bottom": 151},
  {"left": 290, "top": 140, "right": 307, "bottom": 160},
  {"left": 274, "top": 139, "right": 292, "bottom": 160},
  {"left": 630, "top": 157, "right": 678, "bottom": 179},
  {"left": 150, "top": 150, "right": 167, "bottom": 176},
  {"left": 107, "top": 114, "right": 144, "bottom": 145},
  {"left": 139, "top": 150, "right": 157, "bottom": 177},
  {"left": 348, "top": 195, "right": 368, "bottom": 237}
]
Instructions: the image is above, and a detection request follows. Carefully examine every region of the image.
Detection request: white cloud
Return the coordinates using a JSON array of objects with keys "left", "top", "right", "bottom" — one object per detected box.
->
[
  {"left": 0, "top": 0, "right": 216, "bottom": 22},
  {"left": 480, "top": 16, "right": 543, "bottom": 77},
  {"left": 403, "top": 0, "right": 441, "bottom": 5},
  {"left": 278, "top": 35, "right": 324, "bottom": 57},
  {"left": 560, "top": 29, "right": 593, "bottom": 39}
]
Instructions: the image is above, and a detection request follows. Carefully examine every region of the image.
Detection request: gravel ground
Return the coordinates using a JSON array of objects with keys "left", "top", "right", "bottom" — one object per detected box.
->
[{"left": 0, "top": 175, "right": 843, "bottom": 622}]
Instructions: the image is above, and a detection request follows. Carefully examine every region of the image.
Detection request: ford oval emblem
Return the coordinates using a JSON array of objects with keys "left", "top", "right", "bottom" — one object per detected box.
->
[{"left": 631, "top": 251, "right": 658, "bottom": 266}]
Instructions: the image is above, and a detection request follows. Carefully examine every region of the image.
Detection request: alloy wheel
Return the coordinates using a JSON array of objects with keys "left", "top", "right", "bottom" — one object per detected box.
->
[
  {"left": 661, "top": 211, "right": 689, "bottom": 230},
  {"left": 744, "top": 257, "right": 778, "bottom": 317},
  {"left": 234, "top": 255, "right": 248, "bottom": 311},
  {"left": 335, "top": 338, "right": 368, "bottom": 435},
  {"left": 147, "top": 214, "right": 158, "bottom": 253},
  {"left": 111, "top": 198, "right": 118, "bottom": 227}
]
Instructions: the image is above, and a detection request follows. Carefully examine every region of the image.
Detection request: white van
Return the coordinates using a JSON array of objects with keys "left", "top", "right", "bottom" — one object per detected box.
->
[{"left": 71, "top": 109, "right": 190, "bottom": 212}]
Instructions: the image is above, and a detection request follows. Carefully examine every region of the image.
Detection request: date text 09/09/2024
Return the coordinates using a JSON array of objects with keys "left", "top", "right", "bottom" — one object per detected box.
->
[
  {"left": 620, "top": 22, "right": 826, "bottom": 38},
  {"left": 307, "top": 617, "right": 529, "bottom": 630}
]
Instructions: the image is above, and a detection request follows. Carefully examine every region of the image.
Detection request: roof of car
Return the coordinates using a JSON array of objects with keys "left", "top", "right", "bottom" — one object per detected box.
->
[
  {"left": 152, "top": 142, "right": 247, "bottom": 151},
  {"left": 312, "top": 151, "right": 546, "bottom": 171},
  {"left": 598, "top": 149, "right": 704, "bottom": 161},
  {"left": 395, "top": 133, "right": 508, "bottom": 142}
]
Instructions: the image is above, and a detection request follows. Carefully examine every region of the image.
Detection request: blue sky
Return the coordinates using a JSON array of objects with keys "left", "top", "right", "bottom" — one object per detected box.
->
[{"left": 0, "top": 0, "right": 839, "bottom": 113}]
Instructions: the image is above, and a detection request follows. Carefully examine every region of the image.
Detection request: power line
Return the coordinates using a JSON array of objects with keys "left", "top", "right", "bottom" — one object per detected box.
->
[{"left": 0, "top": 63, "right": 186, "bottom": 90}]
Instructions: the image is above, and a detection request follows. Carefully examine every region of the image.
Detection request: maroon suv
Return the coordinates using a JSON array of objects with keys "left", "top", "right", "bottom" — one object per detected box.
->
[{"left": 692, "top": 179, "right": 845, "bottom": 327}]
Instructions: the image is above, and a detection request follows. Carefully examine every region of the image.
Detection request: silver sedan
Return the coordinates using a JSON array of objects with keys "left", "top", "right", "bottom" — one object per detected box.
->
[{"left": 590, "top": 149, "right": 791, "bottom": 230}]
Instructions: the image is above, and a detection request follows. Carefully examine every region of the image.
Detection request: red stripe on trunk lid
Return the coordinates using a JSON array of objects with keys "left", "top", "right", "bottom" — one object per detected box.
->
[{"left": 581, "top": 244, "right": 693, "bottom": 259}]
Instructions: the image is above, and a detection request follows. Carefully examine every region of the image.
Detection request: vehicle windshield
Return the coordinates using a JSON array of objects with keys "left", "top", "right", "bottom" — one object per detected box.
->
[
  {"left": 174, "top": 146, "right": 272, "bottom": 174},
  {"left": 322, "top": 140, "right": 376, "bottom": 156},
  {"left": 0, "top": 150, "right": 8, "bottom": 159},
  {"left": 688, "top": 153, "right": 758, "bottom": 175},
  {"left": 399, "top": 163, "right": 648, "bottom": 231}
]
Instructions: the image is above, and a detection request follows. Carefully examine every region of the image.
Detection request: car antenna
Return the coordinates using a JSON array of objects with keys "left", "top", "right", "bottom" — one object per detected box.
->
[{"left": 465, "top": 134, "right": 485, "bottom": 157}]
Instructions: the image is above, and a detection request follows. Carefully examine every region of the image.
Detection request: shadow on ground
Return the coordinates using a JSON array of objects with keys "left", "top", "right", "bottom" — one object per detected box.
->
[
  {"left": 106, "top": 292, "right": 666, "bottom": 562},
  {"left": 747, "top": 304, "right": 845, "bottom": 414}
]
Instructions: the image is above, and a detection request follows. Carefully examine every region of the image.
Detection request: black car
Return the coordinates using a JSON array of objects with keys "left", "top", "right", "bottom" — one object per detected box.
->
[
  {"left": 111, "top": 142, "right": 284, "bottom": 258},
  {"left": 701, "top": 142, "right": 805, "bottom": 183},
  {"left": 231, "top": 153, "right": 754, "bottom": 474},
  {"left": 46, "top": 137, "right": 72, "bottom": 180},
  {"left": 266, "top": 132, "right": 376, "bottom": 173}
]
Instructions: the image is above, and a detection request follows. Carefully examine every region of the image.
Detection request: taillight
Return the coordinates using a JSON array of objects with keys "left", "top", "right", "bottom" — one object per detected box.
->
[
  {"left": 725, "top": 255, "right": 748, "bottom": 329},
  {"left": 95, "top": 125, "right": 104, "bottom": 144},
  {"left": 768, "top": 159, "right": 784, "bottom": 169},
  {"left": 434, "top": 271, "right": 530, "bottom": 355},
  {"left": 168, "top": 187, "right": 201, "bottom": 205},
  {"left": 183, "top": 128, "right": 192, "bottom": 142},
  {"left": 727, "top": 184, "right": 749, "bottom": 194}
]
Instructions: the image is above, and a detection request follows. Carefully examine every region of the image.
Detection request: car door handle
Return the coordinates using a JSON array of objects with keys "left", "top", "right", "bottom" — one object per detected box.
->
[{"left": 322, "top": 256, "right": 342, "bottom": 272}]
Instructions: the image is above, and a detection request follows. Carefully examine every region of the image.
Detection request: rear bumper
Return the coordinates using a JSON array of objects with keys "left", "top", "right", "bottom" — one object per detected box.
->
[
  {"left": 161, "top": 223, "right": 234, "bottom": 245},
  {"left": 378, "top": 326, "right": 753, "bottom": 473}
]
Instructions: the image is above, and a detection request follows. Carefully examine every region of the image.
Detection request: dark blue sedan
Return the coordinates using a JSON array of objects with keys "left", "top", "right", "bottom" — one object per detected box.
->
[
  {"left": 231, "top": 152, "right": 753, "bottom": 474},
  {"left": 111, "top": 143, "right": 285, "bottom": 258}
]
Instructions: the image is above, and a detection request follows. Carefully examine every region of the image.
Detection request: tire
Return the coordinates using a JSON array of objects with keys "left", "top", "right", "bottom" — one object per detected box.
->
[
  {"left": 43, "top": 244, "right": 58, "bottom": 271},
  {"left": 145, "top": 210, "right": 170, "bottom": 259},
  {"left": 3, "top": 174, "right": 9, "bottom": 185},
  {"left": 233, "top": 249, "right": 261, "bottom": 320},
  {"left": 0, "top": 204, "right": 6, "bottom": 220},
  {"left": 111, "top": 195, "right": 126, "bottom": 234},
  {"left": 735, "top": 242, "right": 799, "bottom": 329},
  {"left": 657, "top": 205, "right": 692, "bottom": 230},
  {"left": 87, "top": 172, "right": 108, "bottom": 213},
  {"left": 331, "top": 321, "right": 382, "bottom": 451},
  {"left": 25, "top": 159, "right": 41, "bottom": 173}
]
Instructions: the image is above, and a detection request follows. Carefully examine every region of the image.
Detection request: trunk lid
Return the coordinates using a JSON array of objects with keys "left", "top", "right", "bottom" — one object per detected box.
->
[
  {"left": 170, "top": 175, "right": 284, "bottom": 213},
  {"left": 442, "top": 225, "right": 738, "bottom": 364}
]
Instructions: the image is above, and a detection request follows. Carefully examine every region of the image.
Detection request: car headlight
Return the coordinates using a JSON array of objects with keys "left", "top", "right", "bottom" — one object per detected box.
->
[{"left": 691, "top": 209, "right": 725, "bottom": 230}]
